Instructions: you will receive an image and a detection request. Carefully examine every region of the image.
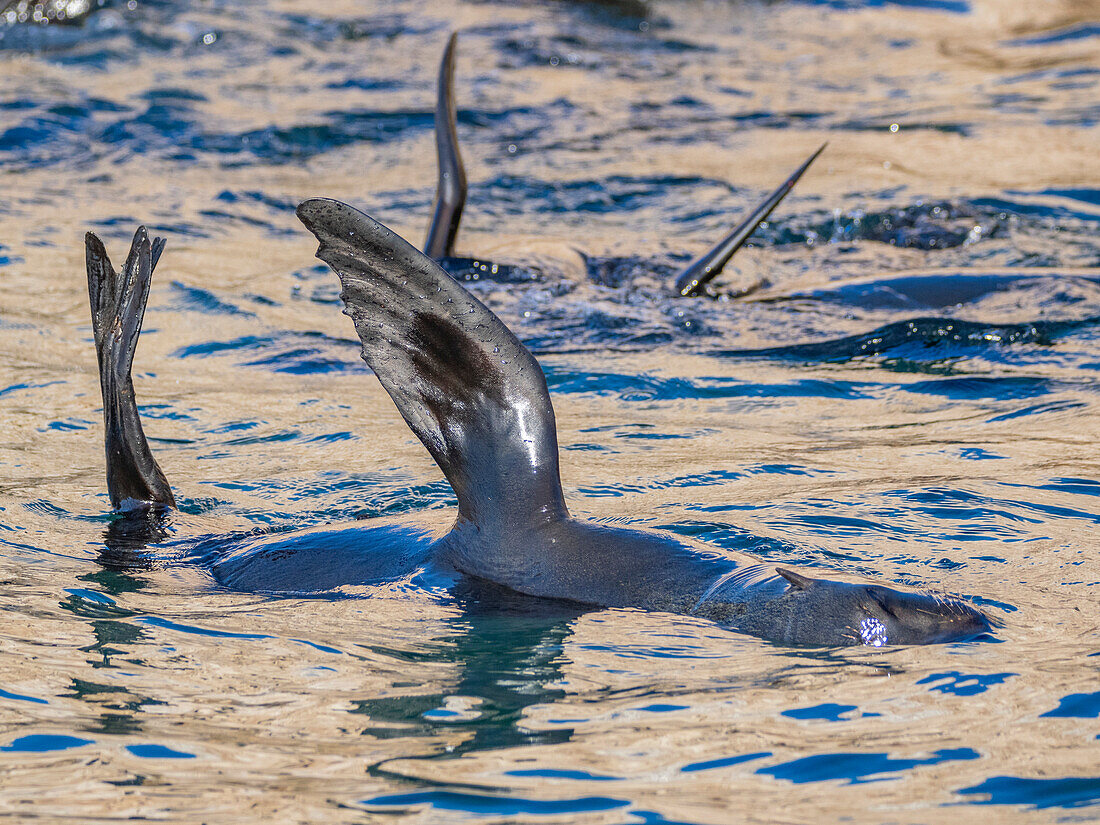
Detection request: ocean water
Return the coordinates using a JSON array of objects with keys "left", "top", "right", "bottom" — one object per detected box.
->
[{"left": 0, "top": 0, "right": 1097, "bottom": 822}]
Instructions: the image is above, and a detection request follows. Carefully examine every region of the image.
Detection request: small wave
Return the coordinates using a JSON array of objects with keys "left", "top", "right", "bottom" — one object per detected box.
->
[
  {"left": 361, "top": 790, "right": 630, "bottom": 816},
  {"left": 172, "top": 330, "right": 361, "bottom": 374},
  {"left": 759, "top": 272, "right": 1100, "bottom": 310},
  {"left": 711, "top": 316, "right": 1098, "bottom": 363}
]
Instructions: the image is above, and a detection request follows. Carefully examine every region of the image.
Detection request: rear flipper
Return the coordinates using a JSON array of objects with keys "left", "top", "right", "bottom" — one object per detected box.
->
[
  {"left": 674, "top": 143, "right": 826, "bottom": 297},
  {"left": 424, "top": 32, "right": 467, "bottom": 260},
  {"left": 86, "top": 228, "right": 176, "bottom": 510}
]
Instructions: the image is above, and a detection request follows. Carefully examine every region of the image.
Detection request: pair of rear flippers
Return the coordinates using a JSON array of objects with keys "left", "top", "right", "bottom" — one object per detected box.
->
[{"left": 423, "top": 33, "right": 826, "bottom": 297}]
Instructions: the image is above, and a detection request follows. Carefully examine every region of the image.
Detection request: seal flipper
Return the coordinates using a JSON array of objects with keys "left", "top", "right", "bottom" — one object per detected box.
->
[
  {"left": 86, "top": 228, "right": 175, "bottom": 510},
  {"left": 424, "top": 32, "right": 467, "bottom": 260},
  {"left": 298, "top": 198, "right": 567, "bottom": 529},
  {"left": 674, "top": 143, "right": 826, "bottom": 297}
]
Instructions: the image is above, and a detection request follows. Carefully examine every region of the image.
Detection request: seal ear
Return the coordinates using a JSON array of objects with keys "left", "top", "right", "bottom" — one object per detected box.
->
[
  {"left": 867, "top": 584, "right": 911, "bottom": 621},
  {"left": 776, "top": 567, "right": 816, "bottom": 591}
]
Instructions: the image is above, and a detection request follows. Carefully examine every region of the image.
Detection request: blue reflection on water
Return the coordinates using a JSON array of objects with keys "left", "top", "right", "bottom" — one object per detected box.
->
[
  {"left": 362, "top": 790, "right": 631, "bottom": 815},
  {"left": 781, "top": 703, "right": 858, "bottom": 721},
  {"left": 759, "top": 748, "right": 980, "bottom": 784},
  {"left": 126, "top": 743, "right": 196, "bottom": 759},
  {"left": 682, "top": 752, "right": 771, "bottom": 773},
  {"left": 1, "top": 735, "right": 93, "bottom": 753},
  {"left": 137, "top": 616, "right": 273, "bottom": 640},
  {"left": 506, "top": 768, "right": 622, "bottom": 781},
  {"left": 957, "top": 776, "right": 1100, "bottom": 809},
  {"left": 915, "top": 671, "right": 1016, "bottom": 696},
  {"left": 1040, "top": 691, "right": 1100, "bottom": 719},
  {"left": 0, "top": 688, "right": 48, "bottom": 705}
]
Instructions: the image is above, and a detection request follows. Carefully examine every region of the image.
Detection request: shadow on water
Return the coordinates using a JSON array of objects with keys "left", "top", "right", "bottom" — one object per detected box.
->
[
  {"left": 355, "top": 581, "right": 648, "bottom": 818},
  {"left": 50, "top": 514, "right": 170, "bottom": 738},
  {"left": 361, "top": 579, "right": 589, "bottom": 777}
]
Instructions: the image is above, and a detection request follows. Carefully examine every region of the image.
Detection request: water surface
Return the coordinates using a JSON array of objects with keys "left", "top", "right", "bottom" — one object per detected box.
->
[{"left": 0, "top": 0, "right": 1097, "bottom": 822}]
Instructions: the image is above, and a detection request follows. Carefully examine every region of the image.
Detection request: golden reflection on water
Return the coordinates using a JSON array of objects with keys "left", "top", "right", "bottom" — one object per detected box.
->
[{"left": 0, "top": 0, "right": 1097, "bottom": 822}]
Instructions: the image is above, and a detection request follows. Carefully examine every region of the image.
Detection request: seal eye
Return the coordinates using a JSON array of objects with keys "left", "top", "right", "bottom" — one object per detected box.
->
[{"left": 859, "top": 616, "right": 888, "bottom": 647}]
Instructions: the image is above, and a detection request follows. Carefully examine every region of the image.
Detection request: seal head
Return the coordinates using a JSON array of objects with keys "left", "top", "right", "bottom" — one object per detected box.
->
[{"left": 699, "top": 566, "right": 993, "bottom": 646}]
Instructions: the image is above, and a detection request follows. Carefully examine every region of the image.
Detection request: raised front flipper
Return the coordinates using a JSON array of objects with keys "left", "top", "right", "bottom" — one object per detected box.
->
[
  {"left": 674, "top": 144, "right": 826, "bottom": 297},
  {"left": 424, "top": 32, "right": 467, "bottom": 261},
  {"left": 86, "top": 228, "right": 175, "bottom": 510},
  {"left": 298, "top": 198, "right": 567, "bottom": 530}
]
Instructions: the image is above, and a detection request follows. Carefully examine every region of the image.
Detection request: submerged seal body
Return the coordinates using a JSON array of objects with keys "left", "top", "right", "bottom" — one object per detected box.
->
[{"left": 84, "top": 205, "right": 993, "bottom": 648}]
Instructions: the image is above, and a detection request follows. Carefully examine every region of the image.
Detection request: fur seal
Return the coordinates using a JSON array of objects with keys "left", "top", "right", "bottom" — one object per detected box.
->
[
  {"left": 84, "top": 215, "right": 993, "bottom": 647},
  {"left": 295, "top": 197, "right": 991, "bottom": 646},
  {"left": 422, "top": 33, "right": 825, "bottom": 296}
]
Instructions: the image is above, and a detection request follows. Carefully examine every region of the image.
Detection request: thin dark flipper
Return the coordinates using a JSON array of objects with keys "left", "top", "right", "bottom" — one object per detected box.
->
[
  {"left": 298, "top": 198, "right": 567, "bottom": 529},
  {"left": 86, "top": 228, "right": 176, "bottom": 510},
  {"left": 674, "top": 143, "right": 827, "bottom": 297},
  {"left": 424, "top": 32, "right": 467, "bottom": 260}
]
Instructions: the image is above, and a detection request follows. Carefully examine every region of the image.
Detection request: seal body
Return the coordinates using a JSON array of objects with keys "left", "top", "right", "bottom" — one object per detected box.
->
[
  {"left": 290, "top": 198, "right": 993, "bottom": 647},
  {"left": 201, "top": 506, "right": 990, "bottom": 647}
]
